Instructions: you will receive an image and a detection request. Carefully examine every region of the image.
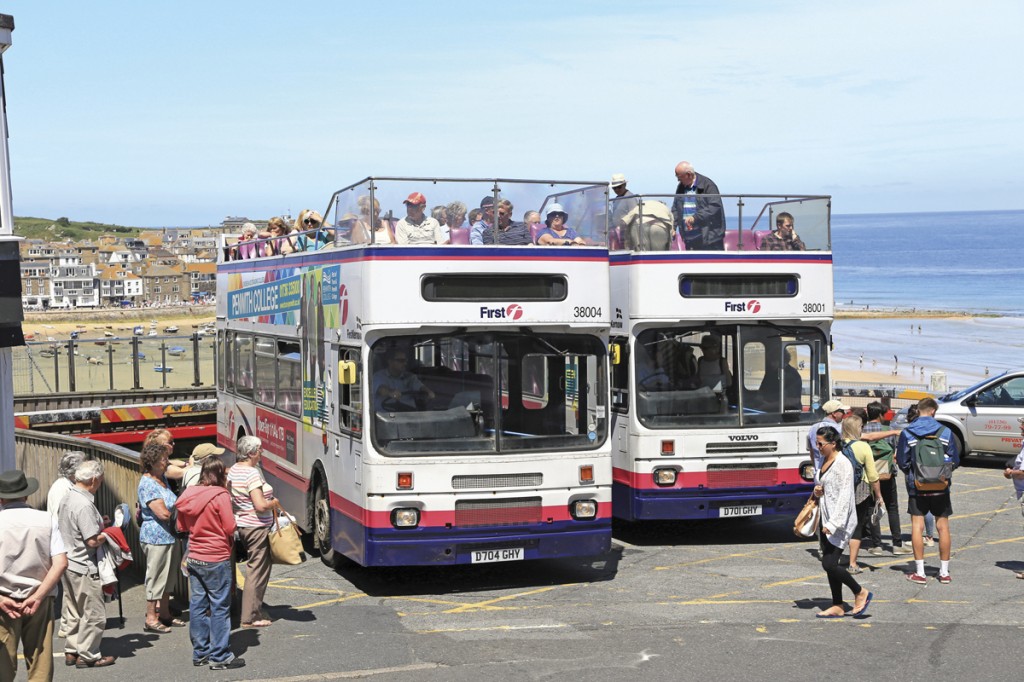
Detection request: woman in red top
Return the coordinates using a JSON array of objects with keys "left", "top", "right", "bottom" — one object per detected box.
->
[{"left": 174, "top": 457, "right": 245, "bottom": 670}]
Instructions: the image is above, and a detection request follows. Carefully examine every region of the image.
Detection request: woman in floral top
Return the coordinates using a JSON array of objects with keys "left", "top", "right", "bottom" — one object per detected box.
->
[{"left": 137, "top": 440, "right": 183, "bottom": 633}]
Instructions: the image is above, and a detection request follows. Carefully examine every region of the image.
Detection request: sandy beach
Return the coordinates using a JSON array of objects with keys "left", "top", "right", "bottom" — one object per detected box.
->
[{"left": 22, "top": 305, "right": 215, "bottom": 341}]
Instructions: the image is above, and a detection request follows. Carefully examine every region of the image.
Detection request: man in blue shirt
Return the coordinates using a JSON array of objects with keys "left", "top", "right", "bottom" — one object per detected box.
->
[
  {"left": 470, "top": 197, "right": 496, "bottom": 245},
  {"left": 896, "top": 397, "right": 959, "bottom": 585}
]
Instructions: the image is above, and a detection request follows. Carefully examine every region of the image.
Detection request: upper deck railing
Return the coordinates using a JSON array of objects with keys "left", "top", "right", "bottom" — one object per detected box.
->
[{"left": 608, "top": 193, "right": 831, "bottom": 252}]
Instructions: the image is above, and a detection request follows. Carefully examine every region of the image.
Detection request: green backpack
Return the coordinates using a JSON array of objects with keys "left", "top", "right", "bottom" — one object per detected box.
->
[{"left": 870, "top": 438, "right": 895, "bottom": 481}]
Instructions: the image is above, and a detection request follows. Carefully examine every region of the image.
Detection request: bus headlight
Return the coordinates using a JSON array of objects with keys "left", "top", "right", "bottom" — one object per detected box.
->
[
  {"left": 391, "top": 508, "right": 419, "bottom": 529},
  {"left": 570, "top": 500, "right": 597, "bottom": 519},
  {"left": 800, "top": 462, "right": 815, "bottom": 481},
  {"left": 654, "top": 468, "right": 677, "bottom": 486}
]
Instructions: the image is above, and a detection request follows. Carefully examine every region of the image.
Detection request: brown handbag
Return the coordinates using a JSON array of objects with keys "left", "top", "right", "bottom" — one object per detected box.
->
[
  {"left": 793, "top": 496, "right": 820, "bottom": 538},
  {"left": 268, "top": 509, "right": 306, "bottom": 565}
]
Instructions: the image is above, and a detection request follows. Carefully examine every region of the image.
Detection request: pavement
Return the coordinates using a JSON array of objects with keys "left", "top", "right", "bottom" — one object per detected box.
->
[{"left": 18, "top": 457, "right": 1024, "bottom": 681}]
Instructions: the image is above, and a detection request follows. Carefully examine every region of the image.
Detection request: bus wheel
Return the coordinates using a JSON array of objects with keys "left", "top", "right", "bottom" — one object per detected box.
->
[{"left": 313, "top": 483, "right": 341, "bottom": 568}]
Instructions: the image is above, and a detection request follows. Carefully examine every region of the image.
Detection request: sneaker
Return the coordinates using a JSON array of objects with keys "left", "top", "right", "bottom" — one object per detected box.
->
[
  {"left": 892, "top": 545, "right": 913, "bottom": 555},
  {"left": 210, "top": 657, "right": 246, "bottom": 671},
  {"left": 906, "top": 572, "right": 928, "bottom": 585},
  {"left": 867, "top": 547, "right": 885, "bottom": 556},
  {"left": 193, "top": 657, "right": 209, "bottom": 667},
  {"left": 937, "top": 573, "right": 952, "bottom": 584},
  {"left": 923, "top": 536, "right": 935, "bottom": 547}
]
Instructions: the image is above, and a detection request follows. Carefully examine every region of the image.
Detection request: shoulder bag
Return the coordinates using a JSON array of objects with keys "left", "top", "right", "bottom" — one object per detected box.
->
[
  {"left": 268, "top": 507, "right": 306, "bottom": 565},
  {"left": 793, "top": 495, "right": 820, "bottom": 539}
]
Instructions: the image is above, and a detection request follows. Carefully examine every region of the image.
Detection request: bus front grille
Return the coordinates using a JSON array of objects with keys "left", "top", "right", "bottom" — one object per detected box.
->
[
  {"left": 705, "top": 463, "right": 778, "bottom": 488},
  {"left": 452, "top": 473, "right": 543, "bottom": 490},
  {"left": 454, "top": 497, "right": 542, "bottom": 527},
  {"left": 705, "top": 441, "right": 779, "bottom": 455}
]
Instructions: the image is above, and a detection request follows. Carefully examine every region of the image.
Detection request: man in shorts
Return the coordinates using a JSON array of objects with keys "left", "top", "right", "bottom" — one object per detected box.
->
[{"left": 896, "top": 397, "right": 959, "bottom": 584}]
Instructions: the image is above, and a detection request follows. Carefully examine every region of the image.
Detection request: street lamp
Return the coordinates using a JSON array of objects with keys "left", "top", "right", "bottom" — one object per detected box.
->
[{"left": 0, "top": 13, "right": 20, "bottom": 472}]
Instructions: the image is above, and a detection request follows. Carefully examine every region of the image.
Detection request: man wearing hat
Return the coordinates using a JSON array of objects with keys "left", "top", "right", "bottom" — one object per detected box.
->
[
  {"left": 1, "top": 469, "right": 69, "bottom": 681},
  {"left": 808, "top": 400, "right": 849, "bottom": 479},
  {"left": 181, "top": 443, "right": 226, "bottom": 490},
  {"left": 470, "top": 196, "right": 497, "bottom": 245},
  {"left": 394, "top": 192, "right": 446, "bottom": 245}
]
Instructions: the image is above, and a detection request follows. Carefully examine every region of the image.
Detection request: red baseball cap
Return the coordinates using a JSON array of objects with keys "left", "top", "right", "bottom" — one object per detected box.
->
[{"left": 403, "top": 192, "right": 427, "bottom": 205}]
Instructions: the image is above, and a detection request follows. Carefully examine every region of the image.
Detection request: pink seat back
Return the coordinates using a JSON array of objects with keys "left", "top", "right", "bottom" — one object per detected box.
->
[
  {"left": 609, "top": 226, "right": 623, "bottom": 250},
  {"left": 450, "top": 227, "right": 470, "bottom": 245},
  {"left": 530, "top": 224, "right": 542, "bottom": 244},
  {"left": 670, "top": 231, "right": 685, "bottom": 251}
]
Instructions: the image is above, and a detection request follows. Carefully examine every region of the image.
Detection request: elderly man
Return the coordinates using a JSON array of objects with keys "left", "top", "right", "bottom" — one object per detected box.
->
[
  {"left": 481, "top": 199, "right": 531, "bottom": 245},
  {"left": 57, "top": 460, "right": 116, "bottom": 668},
  {"left": 470, "top": 196, "right": 496, "bottom": 245},
  {"left": 609, "top": 173, "right": 639, "bottom": 227},
  {"left": 45, "top": 450, "right": 88, "bottom": 639},
  {"left": 1, "top": 469, "right": 69, "bottom": 682},
  {"left": 671, "top": 161, "right": 726, "bottom": 250},
  {"left": 395, "top": 192, "right": 446, "bottom": 245},
  {"left": 760, "top": 211, "right": 806, "bottom": 251}
]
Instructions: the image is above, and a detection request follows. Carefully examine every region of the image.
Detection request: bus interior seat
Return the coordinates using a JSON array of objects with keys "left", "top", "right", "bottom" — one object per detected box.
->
[
  {"left": 638, "top": 386, "right": 719, "bottom": 416},
  {"left": 449, "top": 227, "right": 470, "bottom": 244}
]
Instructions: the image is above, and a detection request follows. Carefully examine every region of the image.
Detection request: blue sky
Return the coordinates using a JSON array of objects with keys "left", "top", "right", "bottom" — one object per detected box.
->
[{"left": 2, "top": 1, "right": 1022, "bottom": 226}]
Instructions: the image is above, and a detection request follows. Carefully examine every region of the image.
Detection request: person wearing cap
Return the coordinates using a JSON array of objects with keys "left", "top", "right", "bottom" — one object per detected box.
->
[
  {"left": 470, "top": 196, "right": 497, "bottom": 245},
  {"left": 1, "top": 469, "right": 69, "bottom": 680},
  {"left": 808, "top": 399, "right": 848, "bottom": 479},
  {"left": 57, "top": 460, "right": 117, "bottom": 668},
  {"left": 395, "top": 192, "right": 446, "bottom": 245},
  {"left": 482, "top": 199, "right": 532, "bottom": 245},
  {"left": 609, "top": 173, "right": 639, "bottom": 227},
  {"left": 535, "top": 203, "right": 584, "bottom": 246},
  {"left": 181, "top": 443, "right": 227, "bottom": 490},
  {"left": 671, "top": 160, "right": 726, "bottom": 250}
]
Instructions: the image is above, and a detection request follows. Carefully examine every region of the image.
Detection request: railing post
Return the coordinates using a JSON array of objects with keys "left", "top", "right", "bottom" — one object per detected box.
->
[
  {"left": 192, "top": 332, "right": 201, "bottom": 387},
  {"left": 160, "top": 340, "right": 168, "bottom": 388},
  {"left": 106, "top": 341, "right": 114, "bottom": 390},
  {"left": 736, "top": 196, "right": 744, "bottom": 249},
  {"left": 131, "top": 336, "right": 141, "bottom": 390},
  {"left": 52, "top": 343, "right": 59, "bottom": 393},
  {"left": 66, "top": 340, "right": 75, "bottom": 393}
]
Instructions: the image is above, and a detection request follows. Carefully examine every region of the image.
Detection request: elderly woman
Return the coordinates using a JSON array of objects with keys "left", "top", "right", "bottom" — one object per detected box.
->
[
  {"left": 535, "top": 203, "right": 585, "bottom": 246},
  {"left": 142, "top": 428, "right": 187, "bottom": 481},
  {"left": 137, "top": 440, "right": 183, "bottom": 633},
  {"left": 175, "top": 456, "right": 244, "bottom": 670},
  {"left": 259, "top": 216, "right": 296, "bottom": 256},
  {"left": 227, "top": 435, "right": 280, "bottom": 628},
  {"left": 446, "top": 201, "right": 467, "bottom": 231},
  {"left": 294, "top": 209, "right": 334, "bottom": 251},
  {"left": 812, "top": 427, "right": 874, "bottom": 618},
  {"left": 232, "top": 223, "right": 259, "bottom": 260}
]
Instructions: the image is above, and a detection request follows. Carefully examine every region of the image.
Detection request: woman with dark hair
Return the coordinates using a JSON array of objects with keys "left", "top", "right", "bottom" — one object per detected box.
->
[
  {"left": 812, "top": 426, "right": 874, "bottom": 618},
  {"left": 174, "top": 457, "right": 245, "bottom": 670},
  {"left": 137, "top": 440, "right": 183, "bottom": 633}
]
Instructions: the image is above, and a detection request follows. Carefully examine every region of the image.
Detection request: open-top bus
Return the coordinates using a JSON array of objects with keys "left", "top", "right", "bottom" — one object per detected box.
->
[
  {"left": 607, "top": 193, "right": 832, "bottom": 521},
  {"left": 216, "top": 178, "right": 613, "bottom": 566}
]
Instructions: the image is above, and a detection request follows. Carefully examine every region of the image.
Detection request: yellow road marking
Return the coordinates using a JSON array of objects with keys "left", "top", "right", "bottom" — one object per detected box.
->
[
  {"left": 956, "top": 485, "right": 1010, "bottom": 495},
  {"left": 443, "top": 586, "right": 562, "bottom": 614},
  {"left": 655, "top": 547, "right": 778, "bottom": 571},
  {"left": 295, "top": 593, "right": 366, "bottom": 609},
  {"left": 415, "top": 623, "right": 568, "bottom": 635}
]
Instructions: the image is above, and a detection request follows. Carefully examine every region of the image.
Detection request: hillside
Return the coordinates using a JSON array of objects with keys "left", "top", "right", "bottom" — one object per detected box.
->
[{"left": 13, "top": 216, "right": 140, "bottom": 241}]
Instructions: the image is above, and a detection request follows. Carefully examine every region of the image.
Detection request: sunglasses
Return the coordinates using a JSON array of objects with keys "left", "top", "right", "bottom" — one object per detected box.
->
[{"left": 304, "top": 218, "right": 320, "bottom": 225}]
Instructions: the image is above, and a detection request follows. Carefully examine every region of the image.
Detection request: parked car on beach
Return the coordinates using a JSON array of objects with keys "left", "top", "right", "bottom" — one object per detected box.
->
[{"left": 913, "top": 371, "right": 1024, "bottom": 459}]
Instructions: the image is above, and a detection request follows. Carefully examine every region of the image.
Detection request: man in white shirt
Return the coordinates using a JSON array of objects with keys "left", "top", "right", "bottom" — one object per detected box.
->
[
  {"left": 394, "top": 192, "right": 446, "bottom": 245},
  {"left": 1, "top": 469, "right": 69, "bottom": 681}
]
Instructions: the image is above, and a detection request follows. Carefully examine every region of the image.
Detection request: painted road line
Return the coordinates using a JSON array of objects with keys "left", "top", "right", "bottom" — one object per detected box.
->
[
  {"left": 443, "top": 586, "right": 564, "bottom": 614},
  {"left": 247, "top": 662, "right": 445, "bottom": 681}
]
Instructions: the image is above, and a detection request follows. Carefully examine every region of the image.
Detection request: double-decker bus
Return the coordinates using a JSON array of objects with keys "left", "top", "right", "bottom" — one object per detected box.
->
[
  {"left": 607, "top": 193, "right": 832, "bottom": 521},
  {"left": 216, "top": 178, "right": 613, "bottom": 566}
]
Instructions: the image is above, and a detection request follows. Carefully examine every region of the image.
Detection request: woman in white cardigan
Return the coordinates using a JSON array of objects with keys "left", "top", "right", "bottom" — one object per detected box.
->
[{"left": 812, "top": 427, "right": 875, "bottom": 618}]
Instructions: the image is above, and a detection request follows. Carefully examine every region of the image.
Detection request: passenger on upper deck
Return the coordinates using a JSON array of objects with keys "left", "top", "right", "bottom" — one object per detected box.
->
[
  {"left": 470, "top": 196, "right": 496, "bottom": 245},
  {"left": 352, "top": 195, "right": 394, "bottom": 244},
  {"left": 430, "top": 206, "right": 451, "bottom": 244},
  {"left": 672, "top": 161, "right": 726, "bottom": 250},
  {"left": 293, "top": 209, "right": 335, "bottom": 251},
  {"left": 609, "top": 173, "right": 639, "bottom": 226},
  {"left": 231, "top": 223, "right": 259, "bottom": 260},
  {"left": 524, "top": 210, "right": 542, "bottom": 231},
  {"left": 259, "top": 217, "right": 296, "bottom": 256},
  {"left": 760, "top": 211, "right": 806, "bottom": 251},
  {"left": 481, "top": 199, "right": 532, "bottom": 245},
  {"left": 394, "top": 192, "right": 446, "bottom": 245},
  {"left": 446, "top": 201, "right": 467, "bottom": 231},
  {"left": 373, "top": 349, "right": 436, "bottom": 412},
  {"left": 615, "top": 197, "right": 673, "bottom": 251},
  {"left": 535, "top": 204, "right": 585, "bottom": 246}
]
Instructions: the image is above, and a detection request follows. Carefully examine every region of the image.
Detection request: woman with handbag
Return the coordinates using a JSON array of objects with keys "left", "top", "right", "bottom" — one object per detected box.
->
[
  {"left": 174, "top": 457, "right": 245, "bottom": 670},
  {"left": 137, "top": 440, "right": 184, "bottom": 633},
  {"left": 227, "top": 435, "right": 280, "bottom": 628},
  {"left": 812, "top": 427, "right": 874, "bottom": 618}
]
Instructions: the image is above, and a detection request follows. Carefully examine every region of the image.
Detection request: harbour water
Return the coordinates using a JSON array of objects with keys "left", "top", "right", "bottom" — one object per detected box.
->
[{"left": 829, "top": 209, "right": 1024, "bottom": 385}]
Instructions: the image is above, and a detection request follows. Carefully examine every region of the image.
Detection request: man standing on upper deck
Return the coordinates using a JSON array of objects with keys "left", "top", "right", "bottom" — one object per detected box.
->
[
  {"left": 671, "top": 161, "right": 726, "bottom": 250},
  {"left": 394, "top": 192, "right": 446, "bottom": 245},
  {"left": 609, "top": 173, "right": 639, "bottom": 227},
  {"left": 481, "top": 199, "right": 531, "bottom": 245},
  {"left": 760, "top": 212, "right": 806, "bottom": 251}
]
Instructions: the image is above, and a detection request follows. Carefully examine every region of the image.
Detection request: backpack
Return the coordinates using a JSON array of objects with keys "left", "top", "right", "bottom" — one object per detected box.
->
[
  {"left": 912, "top": 427, "right": 952, "bottom": 493},
  {"left": 841, "top": 439, "right": 868, "bottom": 502},
  {"left": 870, "top": 437, "right": 895, "bottom": 481}
]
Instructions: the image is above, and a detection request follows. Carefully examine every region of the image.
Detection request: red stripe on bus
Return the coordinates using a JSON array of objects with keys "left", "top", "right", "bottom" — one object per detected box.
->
[{"left": 613, "top": 466, "right": 806, "bottom": 490}]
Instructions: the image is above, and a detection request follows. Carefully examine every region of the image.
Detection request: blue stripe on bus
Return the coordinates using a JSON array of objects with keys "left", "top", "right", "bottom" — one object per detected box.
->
[{"left": 612, "top": 481, "right": 814, "bottom": 522}]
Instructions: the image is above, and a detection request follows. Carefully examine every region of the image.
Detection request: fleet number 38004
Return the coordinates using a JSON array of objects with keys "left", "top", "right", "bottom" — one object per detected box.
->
[{"left": 574, "top": 306, "right": 602, "bottom": 318}]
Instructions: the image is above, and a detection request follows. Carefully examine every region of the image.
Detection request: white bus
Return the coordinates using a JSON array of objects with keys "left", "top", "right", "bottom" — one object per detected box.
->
[
  {"left": 607, "top": 193, "right": 832, "bottom": 521},
  {"left": 216, "top": 178, "right": 613, "bottom": 566}
]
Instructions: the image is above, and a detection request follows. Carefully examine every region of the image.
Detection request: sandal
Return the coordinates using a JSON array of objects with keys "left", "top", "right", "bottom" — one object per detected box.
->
[
  {"left": 160, "top": 617, "right": 187, "bottom": 627},
  {"left": 144, "top": 622, "right": 171, "bottom": 634},
  {"left": 241, "top": 619, "right": 272, "bottom": 628},
  {"left": 1015, "top": 571, "right": 1024, "bottom": 580}
]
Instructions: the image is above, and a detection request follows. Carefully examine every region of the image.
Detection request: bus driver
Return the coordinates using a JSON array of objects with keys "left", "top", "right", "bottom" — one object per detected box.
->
[{"left": 373, "top": 349, "right": 436, "bottom": 411}]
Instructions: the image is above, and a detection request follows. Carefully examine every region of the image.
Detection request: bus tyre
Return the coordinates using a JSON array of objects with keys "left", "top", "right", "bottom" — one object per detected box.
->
[{"left": 313, "top": 483, "right": 341, "bottom": 568}]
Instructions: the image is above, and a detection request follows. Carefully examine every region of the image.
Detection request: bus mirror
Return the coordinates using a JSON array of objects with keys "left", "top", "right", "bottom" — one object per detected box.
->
[
  {"left": 610, "top": 343, "right": 622, "bottom": 365},
  {"left": 338, "top": 360, "right": 357, "bottom": 385}
]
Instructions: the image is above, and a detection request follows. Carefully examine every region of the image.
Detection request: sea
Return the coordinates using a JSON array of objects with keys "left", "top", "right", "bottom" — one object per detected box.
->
[{"left": 829, "top": 209, "right": 1024, "bottom": 387}]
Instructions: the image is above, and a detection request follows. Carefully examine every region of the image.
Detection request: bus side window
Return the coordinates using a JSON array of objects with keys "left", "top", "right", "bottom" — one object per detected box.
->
[{"left": 339, "top": 348, "right": 362, "bottom": 434}]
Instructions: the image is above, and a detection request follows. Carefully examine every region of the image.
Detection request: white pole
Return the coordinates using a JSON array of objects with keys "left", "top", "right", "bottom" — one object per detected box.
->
[{"left": 0, "top": 15, "right": 17, "bottom": 472}]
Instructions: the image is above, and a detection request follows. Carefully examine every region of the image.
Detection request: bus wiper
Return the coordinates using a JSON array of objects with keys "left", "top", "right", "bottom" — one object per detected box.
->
[{"left": 519, "top": 328, "right": 569, "bottom": 356}]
